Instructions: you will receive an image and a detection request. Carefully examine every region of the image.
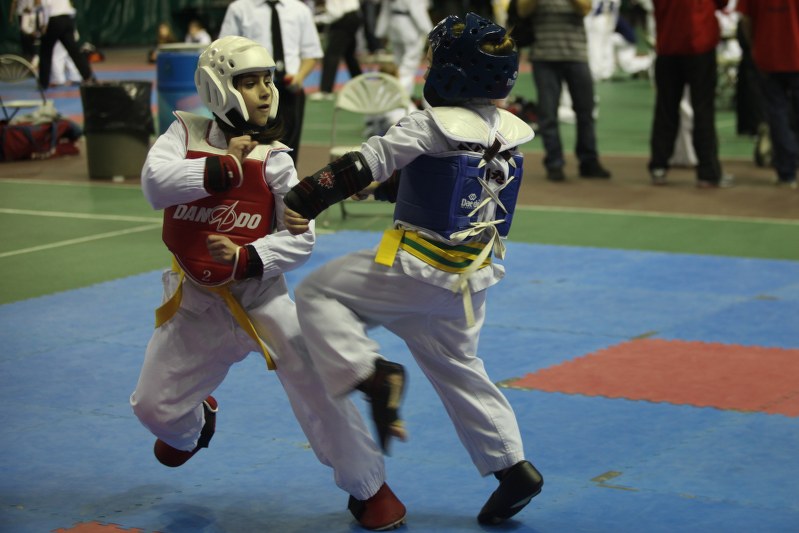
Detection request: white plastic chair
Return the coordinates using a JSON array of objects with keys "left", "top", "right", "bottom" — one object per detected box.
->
[
  {"left": 328, "top": 72, "right": 412, "bottom": 219},
  {"left": 0, "top": 54, "right": 48, "bottom": 122}
]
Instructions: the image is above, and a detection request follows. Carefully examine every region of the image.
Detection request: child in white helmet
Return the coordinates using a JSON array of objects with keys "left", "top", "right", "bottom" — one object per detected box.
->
[
  {"left": 130, "top": 36, "right": 405, "bottom": 531},
  {"left": 284, "top": 13, "right": 544, "bottom": 526}
]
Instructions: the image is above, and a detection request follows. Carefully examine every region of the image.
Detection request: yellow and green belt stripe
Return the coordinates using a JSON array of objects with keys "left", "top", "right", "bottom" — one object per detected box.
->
[{"left": 375, "top": 228, "right": 492, "bottom": 273}]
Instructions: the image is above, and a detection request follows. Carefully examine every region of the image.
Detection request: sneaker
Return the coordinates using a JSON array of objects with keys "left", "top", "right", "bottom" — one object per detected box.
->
[
  {"left": 154, "top": 396, "right": 218, "bottom": 467},
  {"left": 579, "top": 161, "right": 612, "bottom": 179},
  {"left": 477, "top": 461, "right": 544, "bottom": 525},
  {"left": 309, "top": 91, "right": 334, "bottom": 101},
  {"left": 357, "top": 360, "right": 407, "bottom": 454},
  {"left": 754, "top": 122, "right": 772, "bottom": 167},
  {"left": 775, "top": 178, "right": 798, "bottom": 189},
  {"left": 348, "top": 483, "right": 407, "bottom": 531},
  {"left": 546, "top": 168, "right": 566, "bottom": 182},
  {"left": 650, "top": 168, "right": 667, "bottom": 186},
  {"left": 697, "top": 174, "right": 734, "bottom": 189}
]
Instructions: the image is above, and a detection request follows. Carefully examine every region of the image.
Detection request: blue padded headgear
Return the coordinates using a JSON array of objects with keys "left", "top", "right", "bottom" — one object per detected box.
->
[{"left": 424, "top": 12, "right": 519, "bottom": 105}]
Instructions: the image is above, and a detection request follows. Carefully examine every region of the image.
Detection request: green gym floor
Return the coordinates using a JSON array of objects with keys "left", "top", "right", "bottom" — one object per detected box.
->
[{"left": 1, "top": 47, "right": 797, "bottom": 305}]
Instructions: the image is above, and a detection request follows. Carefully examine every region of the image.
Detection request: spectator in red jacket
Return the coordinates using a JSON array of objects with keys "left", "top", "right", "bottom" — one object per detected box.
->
[
  {"left": 648, "top": 0, "right": 730, "bottom": 188},
  {"left": 737, "top": 0, "right": 799, "bottom": 189}
]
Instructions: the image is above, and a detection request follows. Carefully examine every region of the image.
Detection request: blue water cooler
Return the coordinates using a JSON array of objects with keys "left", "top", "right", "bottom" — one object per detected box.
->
[{"left": 156, "top": 44, "right": 211, "bottom": 134}]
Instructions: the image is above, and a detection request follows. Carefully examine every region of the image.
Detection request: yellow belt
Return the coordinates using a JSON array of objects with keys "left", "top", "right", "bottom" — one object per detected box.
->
[
  {"left": 375, "top": 229, "right": 493, "bottom": 326},
  {"left": 154, "top": 258, "right": 276, "bottom": 370}
]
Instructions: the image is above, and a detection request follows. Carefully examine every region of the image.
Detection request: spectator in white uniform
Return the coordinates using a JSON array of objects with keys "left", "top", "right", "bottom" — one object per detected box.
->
[{"left": 374, "top": 0, "right": 433, "bottom": 99}]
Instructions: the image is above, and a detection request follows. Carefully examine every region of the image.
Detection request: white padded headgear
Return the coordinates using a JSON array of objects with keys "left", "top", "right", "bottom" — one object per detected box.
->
[{"left": 195, "top": 36, "right": 279, "bottom": 127}]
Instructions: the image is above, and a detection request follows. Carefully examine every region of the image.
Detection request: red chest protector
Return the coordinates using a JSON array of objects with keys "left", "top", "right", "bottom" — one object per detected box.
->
[{"left": 162, "top": 112, "right": 280, "bottom": 286}]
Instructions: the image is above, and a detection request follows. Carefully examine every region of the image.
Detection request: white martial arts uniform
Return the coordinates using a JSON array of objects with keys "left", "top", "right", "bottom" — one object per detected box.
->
[
  {"left": 295, "top": 103, "right": 532, "bottom": 477},
  {"left": 374, "top": 0, "right": 432, "bottom": 97},
  {"left": 585, "top": 0, "right": 653, "bottom": 81},
  {"left": 130, "top": 115, "right": 384, "bottom": 500},
  {"left": 50, "top": 41, "right": 81, "bottom": 86}
]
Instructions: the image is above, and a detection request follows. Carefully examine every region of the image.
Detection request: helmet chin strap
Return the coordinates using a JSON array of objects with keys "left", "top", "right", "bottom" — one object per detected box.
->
[
  {"left": 425, "top": 84, "right": 497, "bottom": 109},
  {"left": 423, "top": 84, "right": 454, "bottom": 108},
  {"left": 222, "top": 109, "right": 267, "bottom": 136}
]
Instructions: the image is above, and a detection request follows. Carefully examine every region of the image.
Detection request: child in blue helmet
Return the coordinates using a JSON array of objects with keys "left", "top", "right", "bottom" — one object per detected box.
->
[{"left": 283, "top": 12, "right": 544, "bottom": 526}]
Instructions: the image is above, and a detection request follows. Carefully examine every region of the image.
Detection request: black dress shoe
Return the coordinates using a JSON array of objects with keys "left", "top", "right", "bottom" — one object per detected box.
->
[
  {"left": 579, "top": 161, "right": 612, "bottom": 179},
  {"left": 546, "top": 168, "right": 566, "bottom": 182}
]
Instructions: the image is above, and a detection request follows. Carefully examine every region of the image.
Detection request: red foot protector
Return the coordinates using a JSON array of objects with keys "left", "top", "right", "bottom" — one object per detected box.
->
[{"left": 508, "top": 339, "right": 799, "bottom": 417}]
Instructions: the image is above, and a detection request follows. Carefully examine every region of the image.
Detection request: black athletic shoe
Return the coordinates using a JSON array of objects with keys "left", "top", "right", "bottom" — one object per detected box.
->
[
  {"left": 357, "top": 359, "right": 406, "bottom": 454},
  {"left": 477, "top": 460, "right": 543, "bottom": 525}
]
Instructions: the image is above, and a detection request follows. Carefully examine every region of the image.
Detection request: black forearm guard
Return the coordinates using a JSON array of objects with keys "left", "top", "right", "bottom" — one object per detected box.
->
[
  {"left": 284, "top": 151, "right": 374, "bottom": 219},
  {"left": 204, "top": 154, "right": 242, "bottom": 193},
  {"left": 373, "top": 171, "right": 401, "bottom": 203},
  {"left": 233, "top": 244, "right": 264, "bottom": 280}
]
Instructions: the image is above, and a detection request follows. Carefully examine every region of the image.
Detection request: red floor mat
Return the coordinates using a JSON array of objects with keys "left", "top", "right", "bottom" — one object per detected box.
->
[{"left": 508, "top": 339, "right": 799, "bottom": 417}]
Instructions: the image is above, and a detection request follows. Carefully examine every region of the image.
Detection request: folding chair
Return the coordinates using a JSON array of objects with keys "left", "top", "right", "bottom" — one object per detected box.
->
[
  {"left": 328, "top": 72, "right": 412, "bottom": 220},
  {"left": 0, "top": 54, "right": 48, "bottom": 122}
]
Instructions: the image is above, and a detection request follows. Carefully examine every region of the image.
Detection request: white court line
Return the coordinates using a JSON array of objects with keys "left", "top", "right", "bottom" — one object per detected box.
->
[
  {"left": 516, "top": 204, "right": 799, "bottom": 226},
  {"left": 0, "top": 224, "right": 162, "bottom": 259},
  {"left": 8, "top": 204, "right": 791, "bottom": 227},
  {"left": 0, "top": 207, "right": 159, "bottom": 223},
  {"left": 0, "top": 178, "right": 141, "bottom": 189}
]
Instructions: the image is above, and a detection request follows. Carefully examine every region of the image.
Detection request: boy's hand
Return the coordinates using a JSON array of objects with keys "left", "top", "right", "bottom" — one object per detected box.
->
[
  {"left": 284, "top": 207, "right": 311, "bottom": 235},
  {"left": 207, "top": 235, "right": 239, "bottom": 264},
  {"left": 227, "top": 135, "right": 258, "bottom": 163},
  {"left": 352, "top": 181, "right": 379, "bottom": 201}
]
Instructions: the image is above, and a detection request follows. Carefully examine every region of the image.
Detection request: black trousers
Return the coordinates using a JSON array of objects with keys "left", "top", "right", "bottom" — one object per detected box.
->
[
  {"left": 320, "top": 10, "right": 363, "bottom": 93},
  {"left": 274, "top": 75, "right": 306, "bottom": 165},
  {"left": 735, "top": 23, "right": 765, "bottom": 136},
  {"left": 649, "top": 49, "right": 721, "bottom": 182},
  {"left": 18, "top": 16, "right": 38, "bottom": 61},
  {"left": 361, "top": 1, "right": 381, "bottom": 54},
  {"left": 759, "top": 71, "right": 799, "bottom": 181},
  {"left": 37, "top": 15, "right": 93, "bottom": 89}
]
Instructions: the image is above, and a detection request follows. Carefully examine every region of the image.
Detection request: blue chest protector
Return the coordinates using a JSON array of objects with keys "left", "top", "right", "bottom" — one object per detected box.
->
[{"left": 393, "top": 151, "right": 524, "bottom": 241}]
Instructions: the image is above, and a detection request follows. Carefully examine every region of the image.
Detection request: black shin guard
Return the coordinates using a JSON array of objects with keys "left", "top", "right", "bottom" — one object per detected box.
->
[
  {"left": 196, "top": 397, "right": 218, "bottom": 448},
  {"left": 357, "top": 359, "right": 406, "bottom": 454}
]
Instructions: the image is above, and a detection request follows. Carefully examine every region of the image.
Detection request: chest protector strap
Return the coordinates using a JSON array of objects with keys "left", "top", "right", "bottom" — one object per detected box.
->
[
  {"left": 384, "top": 107, "right": 532, "bottom": 326},
  {"left": 393, "top": 106, "right": 530, "bottom": 245}
]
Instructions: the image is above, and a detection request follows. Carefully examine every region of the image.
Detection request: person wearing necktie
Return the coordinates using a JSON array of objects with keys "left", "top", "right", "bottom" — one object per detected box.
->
[{"left": 220, "top": 0, "right": 324, "bottom": 165}]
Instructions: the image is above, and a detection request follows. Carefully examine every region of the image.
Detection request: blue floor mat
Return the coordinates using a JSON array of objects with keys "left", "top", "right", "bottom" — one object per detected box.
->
[{"left": 2, "top": 232, "right": 798, "bottom": 533}]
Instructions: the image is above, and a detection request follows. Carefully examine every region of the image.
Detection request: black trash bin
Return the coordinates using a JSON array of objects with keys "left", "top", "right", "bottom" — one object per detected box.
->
[{"left": 80, "top": 81, "right": 155, "bottom": 180}]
